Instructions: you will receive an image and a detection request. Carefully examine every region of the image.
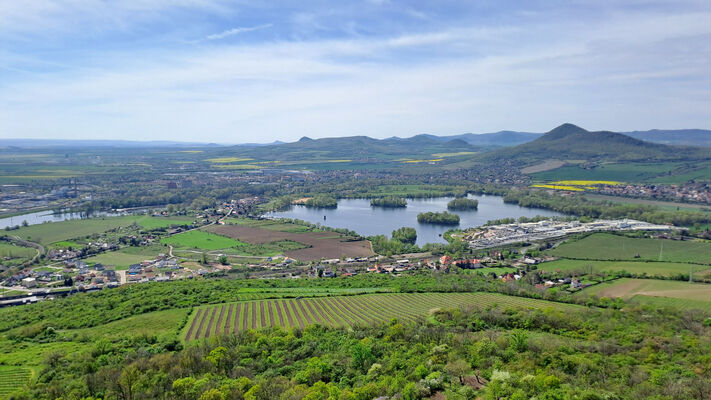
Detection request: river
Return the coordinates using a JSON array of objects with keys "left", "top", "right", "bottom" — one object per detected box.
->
[{"left": 267, "top": 194, "right": 563, "bottom": 245}]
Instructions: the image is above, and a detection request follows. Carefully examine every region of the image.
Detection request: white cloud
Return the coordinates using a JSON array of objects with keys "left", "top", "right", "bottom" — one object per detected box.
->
[
  {"left": 0, "top": 0, "right": 230, "bottom": 36},
  {"left": 1, "top": 3, "right": 710, "bottom": 141},
  {"left": 205, "top": 24, "right": 273, "bottom": 40}
]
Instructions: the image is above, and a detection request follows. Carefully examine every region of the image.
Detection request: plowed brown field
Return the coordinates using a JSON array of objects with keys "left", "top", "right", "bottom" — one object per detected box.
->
[{"left": 207, "top": 224, "right": 374, "bottom": 261}]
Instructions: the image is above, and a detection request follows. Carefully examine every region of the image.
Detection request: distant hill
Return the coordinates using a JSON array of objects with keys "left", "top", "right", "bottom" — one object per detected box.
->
[
  {"left": 417, "top": 131, "right": 542, "bottom": 147},
  {"left": 222, "top": 135, "right": 481, "bottom": 161},
  {"left": 620, "top": 129, "right": 711, "bottom": 147},
  {"left": 484, "top": 123, "right": 711, "bottom": 164},
  {"left": 418, "top": 128, "right": 711, "bottom": 148},
  {"left": 0, "top": 139, "right": 226, "bottom": 149}
]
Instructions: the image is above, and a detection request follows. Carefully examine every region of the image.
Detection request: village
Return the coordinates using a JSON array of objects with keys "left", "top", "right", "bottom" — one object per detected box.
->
[
  {"left": 591, "top": 182, "right": 711, "bottom": 205},
  {"left": 0, "top": 217, "right": 686, "bottom": 308}
]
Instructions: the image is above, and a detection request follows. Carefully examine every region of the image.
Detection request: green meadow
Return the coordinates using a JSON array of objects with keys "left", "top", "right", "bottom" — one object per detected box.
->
[
  {"left": 538, "top": 259, "right": 709, "bottom": 278},
  {"left": 549, "top": 233, "right": 711, "bottom": 264},
  {"left": 161, "top": 230, "right": 244, "bottom": 250}
]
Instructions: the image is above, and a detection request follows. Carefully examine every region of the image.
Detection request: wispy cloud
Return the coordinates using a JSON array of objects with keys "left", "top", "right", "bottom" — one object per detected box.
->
[
  {"left": 1, "top": 1, "right": 710, "bottom": 141},
  {"left": 205, "top": 24, "right": 273, "bottom": 40}
]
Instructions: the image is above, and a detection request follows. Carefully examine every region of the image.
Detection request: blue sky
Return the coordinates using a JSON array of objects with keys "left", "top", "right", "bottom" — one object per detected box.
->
[{"left": 1, "top": 0, "right": 710, "bottom": 143}]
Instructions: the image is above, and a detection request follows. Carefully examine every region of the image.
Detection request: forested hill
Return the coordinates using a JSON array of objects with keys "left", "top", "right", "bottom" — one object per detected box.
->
[
  {"left": 415, "top": 131, "right": 542, "bottom": 146},
  {"left": 416, "top": 128, "right": 711, "bottom": 148},
  {"left": 223, "top": 135, "right": 480, "bottom": 161},
  {"left": 483, "top": 123, "right": 711, "bottom": 164}
]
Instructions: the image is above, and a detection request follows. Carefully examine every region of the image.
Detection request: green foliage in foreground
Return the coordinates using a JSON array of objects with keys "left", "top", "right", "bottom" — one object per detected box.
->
[
  {"left": 447, "top": 198, "right": 479, "bottom": 210},
  {"left": 12, "top": 302, "right": 711, "bottom": 400},
  {"left": 370, "top": 196, "right": 407, "bottom": 208},
  {"left": 0, "top": 274, "right": 457, "bottom": 333},
  {"left": 417, "top": 211, "right": 460, "bottom": 225}
]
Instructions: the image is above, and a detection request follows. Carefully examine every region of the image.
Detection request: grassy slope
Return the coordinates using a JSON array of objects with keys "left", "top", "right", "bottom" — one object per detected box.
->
[
  {"left": 0, "top": 309, "right": 189, "bottom": 369},
  {"left": 538, "top": 259, "right": 709, "bottom": 278},
  {"left": 530, "top": 162, "right": 684, "bottom": 183},
  {"left": 577, "top": 278, "right": 711, "bottom": 310},
  {"left": 8, "top": 215, "right": 196, "bottom": 245},
  {"left": 549, "top": 233, "right": 711, "bottom": 264},
  {"left": 0, "top": 243, "right": 36, "bottom": 258},
  {"left": 135, "top": 216, "right": 195, "bottom": 229},
  {"left": 10, "top": 216, "right": 139, "bottom": 245},
  {"left": 161, "top": 230, "right": 244, "bottom": 250}
]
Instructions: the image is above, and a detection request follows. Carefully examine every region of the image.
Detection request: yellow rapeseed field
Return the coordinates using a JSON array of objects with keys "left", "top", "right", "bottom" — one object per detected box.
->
[
  {"left": 402, "top": 159, "right": 444, "bottom": 164},
  {"left": 550, "top": 180, "right": 622, "bottom": 186},
  {"left": 531, "top": 184, "right": 585, "bottom": 191},
  {"left": 205, "top": 157, "right": 254, "bottom": 163}
]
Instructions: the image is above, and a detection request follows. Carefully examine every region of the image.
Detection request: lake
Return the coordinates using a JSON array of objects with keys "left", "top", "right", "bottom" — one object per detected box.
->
[
  {"left": 267, "top": 195, "right": 563, "bottom": 245},
  {"left": 0, "top": 210, "right": 126, "bottom": 229}
]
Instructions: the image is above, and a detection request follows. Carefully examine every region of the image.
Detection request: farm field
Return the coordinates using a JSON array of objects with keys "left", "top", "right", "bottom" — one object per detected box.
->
[
  {"left": 208, "top": 224, "right": 374, "bottom": 261},
  {"left": 9, "top": 216, "right": 140, "bottom": 244},
  {"left": 85, "top": 250, "right": 157, "bottom": 268},
  {"left": 549, "top": 233, "right": 711, "bottom": 264},
  {"left": 226, "top": 218, "right": 313, "bottom": 233},
  {"left": 9, "top": 214, "right": 196, "bottom": 245},
  {"left": 577, "top": 278, "right": 711, "bottom": 309},
  {"left": 71, "top": 308, "right": 190, "bottom": 340},
  {"left": 135, "top": 215, "right": 195, "bottom": 229},
  {"left": 628, "top": 295, "right": 711, "bottom": 312},
  {"left": 0, "top": 366, "right": 32, "bottom": 398},
  {"left": 0, "top": 242, "right": 36, "bottom": 265},
  {"left": 161, "top": 230, "right": 244, "bottom": 250},
  {"left": 537, "top": 259, "right": 709, "bottom": 278},
  {"left": 530, "top": 162, "right": 684, "bottom": 183},
  {"left": 183, "top": 292, "right": 582, "bottom": 340}
]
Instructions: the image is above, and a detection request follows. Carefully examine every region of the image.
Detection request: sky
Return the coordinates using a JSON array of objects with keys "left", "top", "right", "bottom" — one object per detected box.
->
[{"left": 1, "top": 0, "right": 710, "bottom": 143}]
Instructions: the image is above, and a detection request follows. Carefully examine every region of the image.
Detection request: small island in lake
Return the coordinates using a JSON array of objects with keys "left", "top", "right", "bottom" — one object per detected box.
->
[
  {"left": 370, "top": 196, "right": 407, "bottom": 208},
  {"left": 417, "top": 211, "right": 460, "bottom": 225},
  {"left": 447, "top": 198, "right": 478, "bottom": 210},
  {"left": 304, "top": 195, "right": 338, "bottom": 208}
]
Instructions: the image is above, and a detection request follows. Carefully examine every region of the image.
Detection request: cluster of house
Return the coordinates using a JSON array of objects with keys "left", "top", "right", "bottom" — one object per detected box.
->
[
  {"left": 219, "top": 197, "right": 261, "bottom": 217},
  {"left": 4, "top": 269, "right": 62, "bottom": 288},
  {"left": 594, "top": 183, "right": 711, "bottom": 205},
  {"left": 74, "top": 264, "right": 120, "bottom": 288},
  {"left": 125, "top": 254, "right": 184, "bottom": 283},
  {"left": 535, "top": 277, "right": 584, "bottom": 290},
  {"left": 47, "top": 241, "right": 119, "bottom": 261}
]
